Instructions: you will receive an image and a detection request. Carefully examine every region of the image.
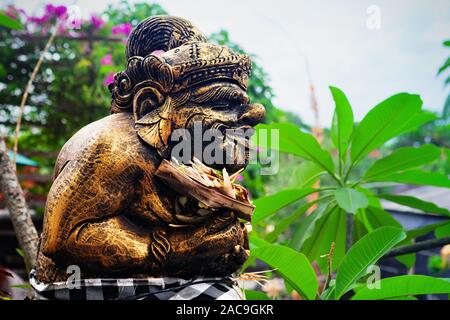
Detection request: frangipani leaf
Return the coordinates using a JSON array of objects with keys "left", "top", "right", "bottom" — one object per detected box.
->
[
  {"left": 352, "top": 275, "right": 450, "bottom": 300},
  {"left": 244, "top": 290, "right": 271, "bottom": 300},
  {"left": 334, "top": 188, "right": 368, "bottom": 214},
  {"left": 364, "top": 144, "right": 440, "bottom": 180},
  {"left": 291, "top": 161, "right": 325, "bottom": 188},
  {"left": 255, "top": 123, "right": 335, "bottom": 174},
  {"left": 355, "top": 207, "right": 415, "bottom": 268},
  {"left": 0, "top": 12, "right": 23, "bottom": 30},
  {"left": 252, "top": 188, "right": 316, "bottom": 224},
  {"left": 370, "top": 169, "right": 450, "bottom": 188},
  {"left": 265, "top": 199, "right": 320, "bottom": 243},
  {"left": 380, "top": 194, "right": 450, "bottom": 216},
  {"left": 335, "top": 227, "right": 406, "bottom": 299},
  {"left": 251, "top": 244, "right": 318, "bottom": 300},
  {"left": 394, "top": 111, "right": 438, "bottom": 137},
  {"left": 330, "top": 86, "right": 354, "bottom": 158},
  {"left": 301, "top": 206, "right": 346, "bottom": 272},
  {"left": 350, "top": 93, "right": 422, "bottom": 164}
]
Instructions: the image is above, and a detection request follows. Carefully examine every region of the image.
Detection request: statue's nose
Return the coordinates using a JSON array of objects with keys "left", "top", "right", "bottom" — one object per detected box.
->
[{"left": 239, "top": 103, "right": 265, "bottom": 127}]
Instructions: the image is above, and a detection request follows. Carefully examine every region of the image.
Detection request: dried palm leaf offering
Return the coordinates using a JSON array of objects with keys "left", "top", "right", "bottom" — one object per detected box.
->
[{"left": 155, "top": 157, "right": 255, "bottom": 222}]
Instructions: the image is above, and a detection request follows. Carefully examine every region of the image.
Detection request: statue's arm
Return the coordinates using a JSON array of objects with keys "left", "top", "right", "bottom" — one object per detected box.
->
[{"left": 40, "top": 148, "right": 155, "bottom": 272}]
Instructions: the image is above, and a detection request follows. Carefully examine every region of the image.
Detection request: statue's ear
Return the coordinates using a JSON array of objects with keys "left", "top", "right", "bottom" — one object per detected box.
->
[{"left": 133, "top": 87, "right": 172, "bottom": 156}]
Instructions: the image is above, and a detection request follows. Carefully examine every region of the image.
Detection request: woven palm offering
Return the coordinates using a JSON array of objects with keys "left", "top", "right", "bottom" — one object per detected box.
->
[{"left": 155, "top": 157, "right": 255, "bottom": 223}]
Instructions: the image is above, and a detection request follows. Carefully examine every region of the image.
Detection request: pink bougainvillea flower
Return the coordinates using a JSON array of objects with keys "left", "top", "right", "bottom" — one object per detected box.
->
[
  {"left": 236, "top": 174, "right": 244, "bottom": 181},
  {"left": 28, "top": 15, "right": 49, "bottom": 25},
  {"left": 54, "top": 6, "right": 67, "bottom": 18},
  {"left": 45, "top": 4, "right": 67, "bottom": 18},
  {"left": 90, "top": 15, "right": 105, "bottom": 29},
  {"left": 151, "top": 50, "right": 165, "bottom": 57},
  {"left": 104, "top": 72, "right": 115, "bottom": 86},
  {"left": 111, "top": 23, "right": 132, "bottom": 36},
  {"left": 100, "top": 54, "right": 113, "bottom": 66}
]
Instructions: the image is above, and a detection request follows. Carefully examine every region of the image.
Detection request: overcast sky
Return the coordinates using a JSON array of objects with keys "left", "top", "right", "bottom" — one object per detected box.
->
[{"left": 11, "top": 0, "right": 450, "bottom": 126}]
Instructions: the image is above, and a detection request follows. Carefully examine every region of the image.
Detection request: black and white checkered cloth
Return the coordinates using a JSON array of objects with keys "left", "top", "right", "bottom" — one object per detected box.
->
[{"left": 29, "top": 269, "right": 243, "bottom": 300}]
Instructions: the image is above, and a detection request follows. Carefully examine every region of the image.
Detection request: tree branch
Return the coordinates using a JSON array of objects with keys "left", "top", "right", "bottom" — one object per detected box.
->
[
  {"left": 12, "top": 24, "right": 59, "bottom": 168},
  {"left": 0, "top": 137, "right": 39, "bottom": 271},
  {"left": 17, "top": 34, "right": 124, "bottom": 43},
  {"left": 384, "top": 237, "right": 450, "bottom": 258}
]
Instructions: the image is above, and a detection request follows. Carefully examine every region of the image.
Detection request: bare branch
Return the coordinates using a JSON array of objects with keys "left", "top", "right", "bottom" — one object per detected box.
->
[
  {"left": 384, "top": 237, "right": 450, "bottom": 258},
  {"left": 0, "top": 137, "right": 39, "bottom": 271},
  {"left": 12, "top": 24, "right": 59, "bottom": 168}
]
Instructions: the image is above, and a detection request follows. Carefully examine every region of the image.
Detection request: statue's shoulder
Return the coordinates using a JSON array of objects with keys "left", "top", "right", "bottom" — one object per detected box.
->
[{"left": 54, "top": 113, "right": 144, "bottom": 176}]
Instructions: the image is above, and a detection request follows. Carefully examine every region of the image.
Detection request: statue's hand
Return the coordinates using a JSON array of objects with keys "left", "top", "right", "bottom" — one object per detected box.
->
[{"left": 149, "top": 212, "right": 249, "bottom": 277}]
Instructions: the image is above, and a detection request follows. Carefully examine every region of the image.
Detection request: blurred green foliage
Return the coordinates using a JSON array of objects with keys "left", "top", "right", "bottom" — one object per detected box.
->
[{"left": 0, "top": 1, "right": 302, "bottom": 198}]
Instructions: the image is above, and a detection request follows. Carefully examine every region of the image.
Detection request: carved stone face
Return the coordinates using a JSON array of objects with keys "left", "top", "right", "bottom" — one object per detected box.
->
[
  {"left": 110, "top": 40, "right": 265, "bottom": 173},
  {"left": 169, "top": 82, "right": 265, "bottom": 173}
]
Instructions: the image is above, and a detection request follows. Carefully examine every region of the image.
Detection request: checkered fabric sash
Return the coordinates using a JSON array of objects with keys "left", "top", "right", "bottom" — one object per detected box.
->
[{"left": 29, "top": 269, "right": 243, "bottom": 300}]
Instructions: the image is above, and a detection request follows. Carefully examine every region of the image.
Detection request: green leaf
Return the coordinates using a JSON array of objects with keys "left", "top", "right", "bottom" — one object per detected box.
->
[
  {"left": 0, "top": 12, "right": 23, "bottom": 30},
  {"left": 355, "top": 207, "right": 414, "bottom": 269},
  {"left": 334, "top": 188, "right": 369, "bottom": 214},
  {"left": 364, "top": 144, "right": 441, "bottom": 180},
  {"left": 249, "top": 234, "right": 271, "bottom": 250},
  {"left": 444, "top": 95, "right": 450, "bottom": 119},
  {"left": 291, "top": 161, "right": 325, "bottom": 188},
  {"left": 370, "top": 169, "right": 450, "bottom": 188},
  {"left": 383, "top": 296, "right": 418, "bottom": 300},
  {"left": 335, "top": 226, "right": 406, "bottom": 299},
  {"left": 252, "top": 188, "right": 316, "bottom": 224},
  {"left": 352, "top": 275, "right": 450, "bottom": 300},
  {"left": 357, "top": 187, "right": 382, "bottom": 208},
  {"left": 437, "top": 57, "right": 450, "bottom": 75},
  {"left": 265, "top": 199, "right": 319, "bottom": 243},
  {"left": 350, "top": 93, "right": 422, "bottom": 164},
  {"left": 379, "top": 194, "right": 450, "bottom": 216},
  {"left": 406, "top": 221, "right": 450, "bottom": 240},
  {"left": 435, "top": 222, "right": 450, "bottom": 238},
  {"left": 290, "top": 204, "right": 333, "bottom": 250},
  {"left": 255, "top": 123, "right": 335, "bottom": 174},
  {"left": 330, "top": 86, "right": 354, "bottom": 158},
  {"left": 244, "top": 290, "right": 271, "bottom": 300},
  {"left": 357, "top": 207, "right": 402, "bottom": 232},
  {"left": 394, "top": 111, "right": 438, "bottom": 136},
  {"left": 301, "top": 207, "right": 346, "bottom": 272},
  {"left": 251, "top": 244, "right": 318, "bottom": 300}
]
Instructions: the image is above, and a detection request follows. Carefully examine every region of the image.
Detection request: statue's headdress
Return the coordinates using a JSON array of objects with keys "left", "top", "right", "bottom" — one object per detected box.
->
[{"left": 108, "top": 16, "right": 252, "bottom": 154}]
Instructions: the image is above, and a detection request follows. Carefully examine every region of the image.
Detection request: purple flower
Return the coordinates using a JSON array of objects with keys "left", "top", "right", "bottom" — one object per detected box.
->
[
  {"left": 100, "top": 54, "right": 113, "bottom": 66},
  {"left": 44, "top": 4, "right": 55, "bottom": 14},
  {"left": 104, "top": 72, "right": 115, "bottom": 86},
  {"left": 28, "top": 15, "right": 49, "bottom": 25},
  {"left": 90, "top": 15, "right": 105, "bottom": 29},
  {"left": 236, "top": 174, "right": 244, "bottom": 181},
  {"left": 111, "top": 23, "right": 132, "bottom": 36},
  {"left": 54, "top": 6, "right": 67, "bottom": 17},
  {"left": 45, "top": 4, "right": 67, "bottom": 18}
]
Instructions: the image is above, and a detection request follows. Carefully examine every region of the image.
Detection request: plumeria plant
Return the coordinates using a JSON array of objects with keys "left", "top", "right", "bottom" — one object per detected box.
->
[{"left": 247, "top": 87, "right": 450, "bottom": 300}]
